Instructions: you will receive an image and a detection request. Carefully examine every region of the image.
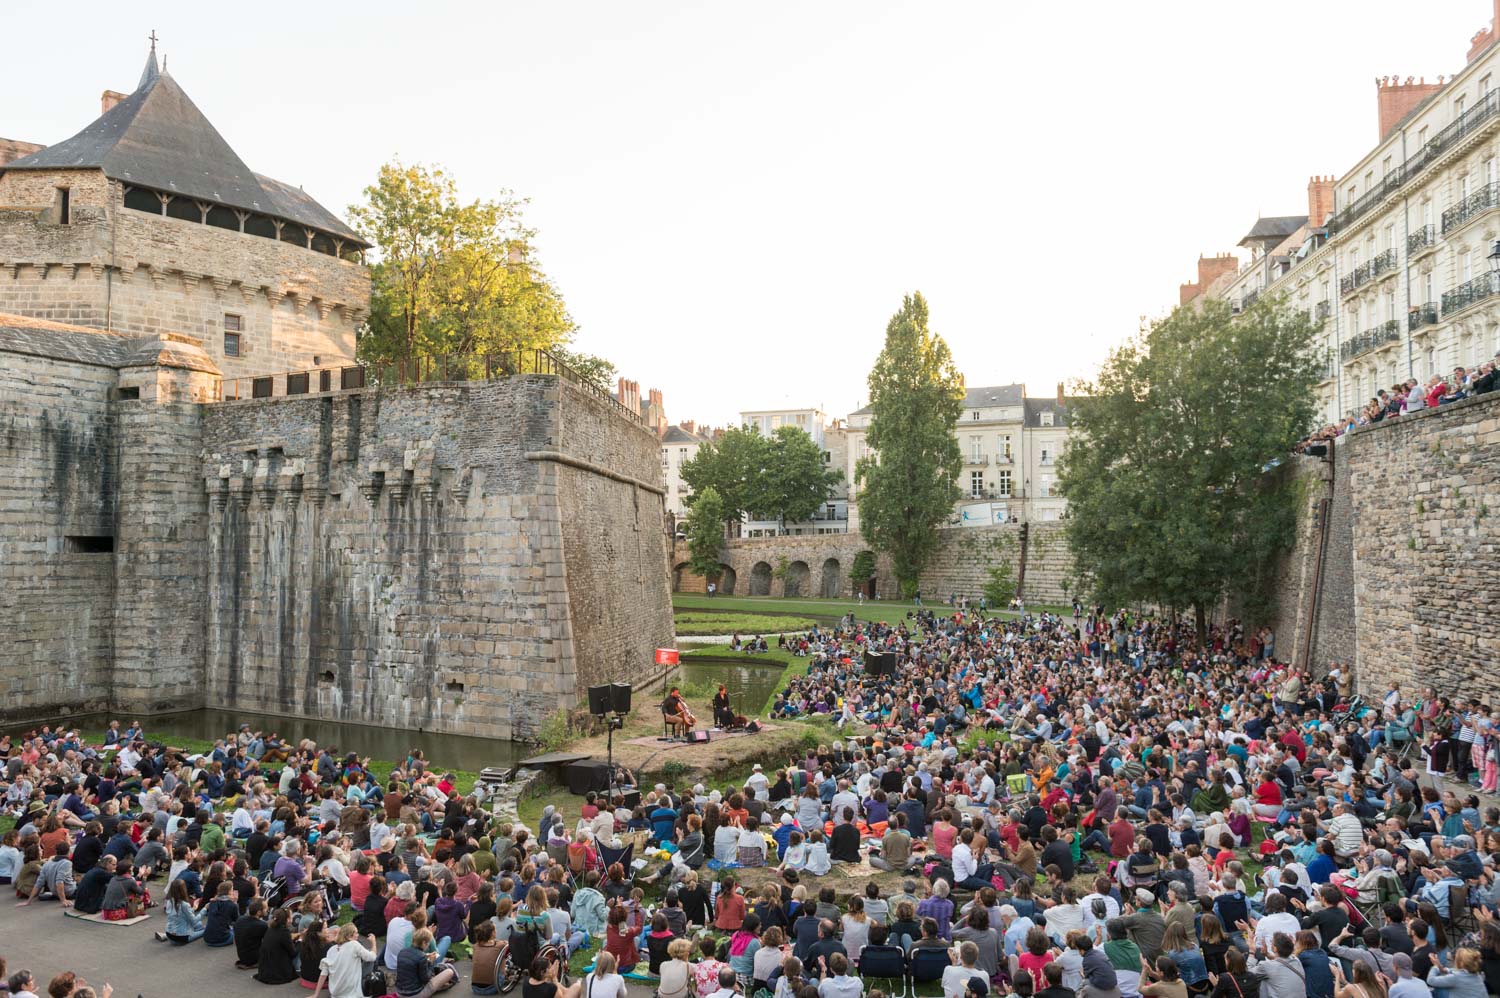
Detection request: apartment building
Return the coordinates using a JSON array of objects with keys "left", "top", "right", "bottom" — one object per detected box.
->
[
  {"left": 844, "top": 383, "right": 1074, "bottom": 531},
  {"left": 660, "top": 421, "right": 710, "bottom": 519},
  {"left": 737, "top": 407, "right": 849, "bottom": 536},
  {"left": 1183, "top": 0, "right": 1500, "bottom": 423}
]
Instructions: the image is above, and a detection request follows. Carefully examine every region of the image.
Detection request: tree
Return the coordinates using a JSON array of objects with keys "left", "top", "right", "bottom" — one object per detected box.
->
[
  {"left": 1057, "top": 296, "right": 1320, "bottom": 642},
  {"left": 848, "top": 550, "right": 877, "bottom": 592},
  {"left": 982, "top": 563, "right": 1016, "bottom": 610},
  {"left": 748, "top": 426, "right": 843, "bottom": 532},
  {"left": 856, "top": 292, "right": 966, "bottom": 594},
  {"left": 349, "top": 161, "right": 584, "bottom": 368},
  {"left": 552, "top": 347, "right": 617, "bottom": 394},
  {"left": 679, "top": 426, "right": 766, "bottom": 528},
  {"left": 683, "top": 486, "right": 727, "bottom": 584}
]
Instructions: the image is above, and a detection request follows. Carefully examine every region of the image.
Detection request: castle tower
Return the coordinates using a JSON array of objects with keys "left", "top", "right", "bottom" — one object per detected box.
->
[{"left": 0, "top": 44, "right": 371, "bottom": 379}]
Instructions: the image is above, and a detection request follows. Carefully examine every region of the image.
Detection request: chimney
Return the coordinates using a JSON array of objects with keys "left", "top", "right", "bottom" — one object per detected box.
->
[
  {"left": 680, "top": 419, "right": 696, "bottom": 436},
  {"left": 101, "top": 90, "right": 129, "bottom": 115},
  {"left": 1469, "top": 0, "right": 1500, "bottom": 62},
  {"left": 1180, "top": 281, "right": 1202, "bottom": 305},
  {"left": 1056, "top": 382, "right": 1065, "bottom": 404},
  {"left": 1377, "top": 76, "right": 1445, "bottom": 141},
  {"left": 1307, "top": 176, "right": 1336, "bottom": 228}
]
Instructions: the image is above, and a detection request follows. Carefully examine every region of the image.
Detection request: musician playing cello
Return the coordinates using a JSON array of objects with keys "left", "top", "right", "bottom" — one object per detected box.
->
[{"left": 662, "top": 686, "right": 696, "bottom": 737}]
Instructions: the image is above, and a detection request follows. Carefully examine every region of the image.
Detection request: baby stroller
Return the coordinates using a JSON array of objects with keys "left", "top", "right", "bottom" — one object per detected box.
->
[{"left": 1332, "top": 695, "right": 1366, "bottom": 729}]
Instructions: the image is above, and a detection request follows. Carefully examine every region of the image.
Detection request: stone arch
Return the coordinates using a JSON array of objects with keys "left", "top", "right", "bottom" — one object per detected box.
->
[
  {"left": 821, "top": 557, "right": 841, "bottom": 598},
  {"left": 783, "top": 560, "right": 810, "bottom": 598},
  {"left": 672, "top": 561, "right": 690, "bottom": 592},
  {"left": 718, "top": 564, "right": 737, "bottom": 595},
  {"left": 749, "top": 561, "right": 772, "bottom": 596},
  {"left": 854, "top": 551, "right": 878, "bottom": 597}
]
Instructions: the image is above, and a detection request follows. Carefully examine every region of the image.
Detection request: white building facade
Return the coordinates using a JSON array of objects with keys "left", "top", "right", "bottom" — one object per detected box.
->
[
  {"left": 844, "top": 383, "right": 1074, "bottom": 531},
  {"left": 737, "top": 407, "right": 849, "bottom": 537},
  {"left": 1186, "top": 0, "right": 1500, "bottom": 424}
]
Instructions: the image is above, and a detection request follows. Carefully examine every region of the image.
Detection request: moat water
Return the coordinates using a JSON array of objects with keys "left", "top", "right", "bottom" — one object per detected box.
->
[{"left": 5, "top": 662, "right": 787, "bottom": 772}]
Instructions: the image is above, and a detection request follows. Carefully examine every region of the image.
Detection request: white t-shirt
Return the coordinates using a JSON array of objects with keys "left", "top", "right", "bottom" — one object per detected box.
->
[
  {"left": 585, "top": 971, "right": 628, "bottom": 998},
  {"left": 941, "top": 965, "right": 989, "bottom": 998}
]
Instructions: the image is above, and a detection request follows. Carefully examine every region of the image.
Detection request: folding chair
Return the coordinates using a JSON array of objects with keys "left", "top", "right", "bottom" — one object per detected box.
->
[
  {"left": 909, "top": 947, "right": 952, "bottom": 991},
  {"left": 1352, "top": 873, "right": 1403, "bottom": 924},
  {"left": 598, "top": 839, "right": 636, "bottom": 877},
  {"left": 1448, "top": 883, "right": 1477, "bottom": 937},
  {"left": 859, "top": 944, "right": 910, "bottom": 998}
]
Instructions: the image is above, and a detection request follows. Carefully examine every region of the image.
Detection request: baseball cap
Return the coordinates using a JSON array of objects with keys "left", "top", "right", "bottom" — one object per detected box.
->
[{"left": 1135, "top": 888, "right": 1156, "bottom": 906}]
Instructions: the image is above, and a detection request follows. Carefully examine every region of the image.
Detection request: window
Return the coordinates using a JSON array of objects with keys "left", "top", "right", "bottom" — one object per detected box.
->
[
  {"left": 678, "top": 447, "right": 687, "bottom": 459},
  {"left": 55, "top": 187, "right": 71, "bottom": 225},
  {"left": 1463, "top": 252, "right": 1474, "bottom": 283},
  {"left": 1364, "top": 171, "right": 1374, "bottom": 192},
  {"left": 1484, "top": 74, "right": 1493, "bottom": 97},
  {"left": 1384, "top": 224, "right": 1395, "bottom": 251},
  {"left": 1040, "top": 411, "right": 1054, "bottom": 427},
  {"left": 970, "top": 437, "right": 982, "bottom": 461},
  {"left": 1001, "top": 435, "right": 1012, "bottom": 460},
  {"left": 1462, "top": 174, "right": 1472, "bottom": 200},
  {"left": 1456, "top": 94, "right": 1468, "bottom": 117},
  {"left": 997, "top": 470, "right": 1012, "bottom": 496},
  {"left": 1424, "top": 270, "right": 1435, "bottom": 303},
  {"left": 1488, "top": 158, "right": 1497, "bottom": 187},
  {"left": 223, "top": 314, "right": 242, "bottom": 357},
  {"left": 1423, "top": 201, "right": 1434, "bottom": 228},
  {"left": 1347, "top": 185, "right": 1357, "bottom": 207},
  {"left": 1382, "top": 156, "right": 1392, "bottom": 178},
  {"left": 1418, "top": 125, "right": 1429, "bottom": 148},
  {"left": 1350, "top": 246, "right": 1360, "bottom": 268},
  {"left": 970, "top": 472, "right": 985, "bottom": 498},
  {"left": 1038, "top": 475, "right": 1053, "bottom": 497},
  {"left": 970, "top": 410, "right": 980, "bottom": 420},
  {"left": 1040, "top": 446, "right": 1052, "bottom": 465},
  {"left": 1386, "top": 290, "right": 1396, "bottom": 322}
]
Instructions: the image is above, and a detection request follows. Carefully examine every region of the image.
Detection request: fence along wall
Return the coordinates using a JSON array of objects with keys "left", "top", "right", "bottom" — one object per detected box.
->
[{"left": 200, "top": 377, "right": 675, "bottom": 740}]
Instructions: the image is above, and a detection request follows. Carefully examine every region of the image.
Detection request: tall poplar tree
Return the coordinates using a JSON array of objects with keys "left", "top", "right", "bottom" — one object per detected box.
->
[
  {"left": 856, "top": 292, "right": 966, "bottom": 594},
  {"left": 1057, "top": 297, "right": 1321, "bottom": 641}
]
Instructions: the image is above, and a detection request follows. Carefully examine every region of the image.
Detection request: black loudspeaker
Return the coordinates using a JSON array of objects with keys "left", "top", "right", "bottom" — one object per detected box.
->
[
  {"left": 587, "top": 685, "right": 611, "bottom": 716},
  {"left": 690, "top": 730, "right": 711, "bottom": 744},
  {"left": 620, "top": 789, "right": 642, "bottom": 809},
  {"left": 610, "top": 683, "right": 633, "bottom": 715},
  {"left": 565, "top": 760, "right": 611, "bottom": 795},
  {"left": 864, "top": 651, "right": 897, "bottom": 676}
]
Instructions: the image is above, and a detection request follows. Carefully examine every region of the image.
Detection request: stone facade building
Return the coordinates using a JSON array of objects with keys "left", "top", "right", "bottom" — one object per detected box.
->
[
  {"left": 0, "top": 48, "right": 674, "bottom": 737},
  {"left": 845, "top": 383, "right": 1076, "bottom": 530},
  {"left": 0, "top": 48, "right": 370, "bottom": 384},
  {"left": 1182, "top": 0, "right": 1500, "bottom": 424}
]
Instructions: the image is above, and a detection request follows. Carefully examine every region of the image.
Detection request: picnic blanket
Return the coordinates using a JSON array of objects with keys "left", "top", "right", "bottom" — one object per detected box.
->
[{"left": 64, "top": 908, "right": 151, "bottom": 926}]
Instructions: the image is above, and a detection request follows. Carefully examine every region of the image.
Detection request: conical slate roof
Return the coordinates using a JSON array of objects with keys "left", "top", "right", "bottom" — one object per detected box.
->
[{"left": 5, "top": 50, "right": 365, "bottom": 246}]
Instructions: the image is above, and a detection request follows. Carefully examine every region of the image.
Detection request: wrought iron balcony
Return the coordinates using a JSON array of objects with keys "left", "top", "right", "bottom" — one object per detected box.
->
[
  {"left": 1242, "top": 289, "right": 1260, "bottom": 309},
  {"left": 1442, "top": 181, "right": 1500, "bottom": 235},
  {"left": 1407, "top": 225, "right": 1437, "bottom": 256},
  {"left": 1409, "top": 301, "right": 1439, "bottom": 332},
  {"left": 1327, "top": 88, "right": 1500, "bottom": 237},
  {"left": 964, "top": 454, "right": 990, "bottom": 466},
  {"left": 1441, "top": 269, "right": 1500, "bottom": 315},
  {"left": 1315, "top": 300, "right": 1332, "bottom": 321},
  {"left": 1340, "top": 321, "right": 1403, "bottom": 361},
  {"left": 1371, "top": 247, "right": 1398, "bottom": 278},
  {"left": 1341, "top": 262, "right": 1374, "bottom": 297}
]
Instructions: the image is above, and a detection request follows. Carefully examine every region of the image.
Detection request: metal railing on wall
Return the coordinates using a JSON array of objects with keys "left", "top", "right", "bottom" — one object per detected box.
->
[{"left": 216, "top": 348, "right": 644, "bottom": 425}]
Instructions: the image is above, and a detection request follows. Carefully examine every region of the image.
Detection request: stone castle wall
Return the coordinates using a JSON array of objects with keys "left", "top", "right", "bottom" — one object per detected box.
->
[
  {"left": 0, "top": 350, "right": 119, "bottom": 723},
  {"left": 918, "top": 522, "right": 1075, "bottom": 606},
  {"left": 1251, "top": 393, "right": 1500, "bottom": 697},
  {"left": 0, "top": 173, "right": 368, "bottom": 381}
]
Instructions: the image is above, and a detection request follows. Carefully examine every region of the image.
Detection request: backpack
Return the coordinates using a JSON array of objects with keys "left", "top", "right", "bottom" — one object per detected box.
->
[{"left": 362, "top": 967, "right": 389, "bottom": 996}]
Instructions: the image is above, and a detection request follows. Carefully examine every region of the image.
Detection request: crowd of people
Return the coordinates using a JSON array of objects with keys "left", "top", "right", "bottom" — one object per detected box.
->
[
  {"left": 1297, "top": 352, "right": 1500, "bottom": 451},
  {"left": 1, "top": 604, "right": 1498, "bottom": 998}
]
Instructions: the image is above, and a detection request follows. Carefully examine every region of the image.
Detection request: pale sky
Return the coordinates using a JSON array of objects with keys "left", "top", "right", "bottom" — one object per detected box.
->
[{"left": 5, "top": 1, "right": 1490, "bottom": 426}]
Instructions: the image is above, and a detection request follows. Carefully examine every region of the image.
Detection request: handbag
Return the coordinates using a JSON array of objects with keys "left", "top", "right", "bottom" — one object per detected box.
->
[{"left": 362, "top": 967, "right": 389, "bottom": 996}]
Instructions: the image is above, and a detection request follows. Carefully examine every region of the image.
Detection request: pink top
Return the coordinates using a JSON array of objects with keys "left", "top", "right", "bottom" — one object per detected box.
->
[{"left": 932, "top": 822, "right": 957, "bottom": 859}]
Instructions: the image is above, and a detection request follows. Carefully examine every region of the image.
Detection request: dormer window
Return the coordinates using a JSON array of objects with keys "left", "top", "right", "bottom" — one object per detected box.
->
[{"left": 1040, "top": 412, "right": 1054, "bottom": 427}]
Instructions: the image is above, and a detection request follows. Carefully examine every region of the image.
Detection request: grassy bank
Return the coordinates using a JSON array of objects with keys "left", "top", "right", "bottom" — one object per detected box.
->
[
  {"left": 673, "top": 593, "right": 1072, "bottom": 624},
  {"left": 674, "top": 611, "right": 815, "bottom": 636}
]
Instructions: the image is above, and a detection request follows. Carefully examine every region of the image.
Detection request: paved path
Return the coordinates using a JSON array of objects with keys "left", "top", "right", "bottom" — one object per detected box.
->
[{"left": 0, "top": 898, "right": 663, "bottom": 998}]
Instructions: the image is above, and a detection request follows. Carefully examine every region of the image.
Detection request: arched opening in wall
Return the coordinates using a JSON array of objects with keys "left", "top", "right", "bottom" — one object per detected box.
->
[
  {"left": 750, "top": 561, "right": 772, "bottom": 596},
  {"left": 821, "top": 558, "right": 841, "bottom": 598},
  {"left": 672, "top": 561, "right": 689, "bottom": 592},
  {"left": 784, "top": 560, "right": 810, "bottom": 598},
  {"left": 855, "top": 551, "right": 878, "bottom": 598},
  {"left": 718, "top": 565, "right": 737, "bottom": 595}
]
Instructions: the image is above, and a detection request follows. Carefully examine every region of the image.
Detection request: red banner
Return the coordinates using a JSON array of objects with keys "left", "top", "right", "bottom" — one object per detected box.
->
[{"left": 655, "top": 648, "right": 679, "bottom": 666}]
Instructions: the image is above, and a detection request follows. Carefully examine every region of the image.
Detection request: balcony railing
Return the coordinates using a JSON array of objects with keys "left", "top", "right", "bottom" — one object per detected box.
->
[
  {"left": 217, "top": 348, "right": 645, "bottom": 425},
  {"left": 1243, "top": 289, "right": 1260, "bottom": 309},
  {"left": 1340, "top": 321, "right": 1403, "bottom": 361},
  {"left": 1371, "top": 247, "right": 1398, "bottom": 279},
  {"left": 1327, "top": 88, "right": 1500, "bottom": 237},
  {"left": 1407, "top": 225, "right": 1437, "bottom": 255},
  {"left": 1319, "top": 357, "right": 1336, "bottom": 382},
  {"left": 1409, "top": 301, "right": 1439, "bottom": 332},
  {"left": 964, "top": 454, "right": 990, "bottom": 466},
  {"left": 1443, "top": 181, "right": 1500, "bottom": 234},
  {"left": 1441, "top": 269, "right": 1500, "bottom": 316},
  {"left": 1341, "top": 261, "right": 1373, "bottom": 297},
  {"left": 1315, "top": 300, "right": 1332, "bottom": 321}
]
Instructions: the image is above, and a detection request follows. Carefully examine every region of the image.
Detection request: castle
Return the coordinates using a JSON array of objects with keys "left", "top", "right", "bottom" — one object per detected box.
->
[{"left": 0, "top": 46, "right": 675, "bottom": 738}]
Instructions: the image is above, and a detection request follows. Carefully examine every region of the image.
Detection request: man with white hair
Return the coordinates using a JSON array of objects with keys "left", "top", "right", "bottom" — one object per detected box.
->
[{"left": 1327, "top": 801, "right": 1364, "bottom": 858}]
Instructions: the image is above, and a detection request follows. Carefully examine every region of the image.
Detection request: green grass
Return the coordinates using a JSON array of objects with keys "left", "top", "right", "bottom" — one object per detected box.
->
[
  {"left": 673, "top": 593, "right": 1072, "bottom": 624},
  {"left": 673, "top": 611, "right": 816, "bottom": 636},
  {"left": 679, "top": 645, "right": 797, "bottom": 667}
]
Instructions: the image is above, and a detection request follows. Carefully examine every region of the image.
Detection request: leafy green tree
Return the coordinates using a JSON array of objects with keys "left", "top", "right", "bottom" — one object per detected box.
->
[
  {"left": 982, "top": 563, "right": 1017, "bottom": 609},
  {"left": 680, "top": 426, "right": 765, "bottom": 527},
  {"left": 856, "top": 292, "right": 966, "bottom": 594},
  {"left": 552, "top": 347, "right": 617, "bottom": 393},
  {"left": 848, "top": 550, "right": 877, "bottom": 592},
  {"left": 1057, "top": 296, "right": 1320, "bottom": 642},
  {"left": 682, "top": 486, "right": 727, "bottom": 584},
  {"left": 749, "top": 426, "right": 843, "bottom": 532},
  {"left": 349, "top": 160, "right": 582, "bottom": 368}
]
